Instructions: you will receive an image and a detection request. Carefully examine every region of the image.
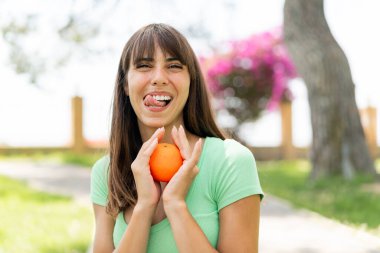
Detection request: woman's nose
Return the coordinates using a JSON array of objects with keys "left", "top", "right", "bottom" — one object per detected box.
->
[{"left": 152, "top": 67, "right": 168, "bottom": 85}]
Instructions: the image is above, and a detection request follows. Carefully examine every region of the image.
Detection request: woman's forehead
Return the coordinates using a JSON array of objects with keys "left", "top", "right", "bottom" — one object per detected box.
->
[{"left": 132, "top": 43, "right": 184, "bottom": 63}]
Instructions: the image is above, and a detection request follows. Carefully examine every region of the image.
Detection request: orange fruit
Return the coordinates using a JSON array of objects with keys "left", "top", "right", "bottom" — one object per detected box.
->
[{"left": 149, "top": 143, "right": 183, "bottom": 182}]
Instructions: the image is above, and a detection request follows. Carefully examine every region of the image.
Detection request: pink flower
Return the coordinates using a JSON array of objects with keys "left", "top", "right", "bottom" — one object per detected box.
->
[{"left": 201, "top": 27, "right": 297, "bottom": 121}]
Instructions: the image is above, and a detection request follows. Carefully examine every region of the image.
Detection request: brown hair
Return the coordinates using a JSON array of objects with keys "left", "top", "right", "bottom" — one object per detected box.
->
[{"left": 107, "top": 23, "right": 225, "bottom": 217}]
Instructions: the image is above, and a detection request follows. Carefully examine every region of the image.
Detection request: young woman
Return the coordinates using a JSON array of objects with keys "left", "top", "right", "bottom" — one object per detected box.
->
[{"left": 91, "top": 23, "right": 264, "bottom": 253}]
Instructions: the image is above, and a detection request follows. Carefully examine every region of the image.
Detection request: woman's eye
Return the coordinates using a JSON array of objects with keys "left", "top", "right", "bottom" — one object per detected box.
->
[
  {"left": 136, "top": 63, "right": 150, "bottom": 69},
  {"left": 168, "top": 64, "right": 183, "bottom": 69}
]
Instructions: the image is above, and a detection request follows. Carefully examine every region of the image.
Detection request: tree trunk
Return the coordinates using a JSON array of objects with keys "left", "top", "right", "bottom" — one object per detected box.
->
[{"left": 283, "top": 0, "right": 376, "bottom": 179}]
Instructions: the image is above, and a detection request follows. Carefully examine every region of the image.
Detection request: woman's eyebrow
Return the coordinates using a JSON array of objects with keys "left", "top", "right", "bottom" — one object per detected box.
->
[
  {"left": 134, "top": 57, "right": 181, "bottom": 63},
  {"left": 166, "top": 57, "right": 180, "bottom": 62},
  {"left": 135, "top": 57, "right": 154, "bottom": 62}
]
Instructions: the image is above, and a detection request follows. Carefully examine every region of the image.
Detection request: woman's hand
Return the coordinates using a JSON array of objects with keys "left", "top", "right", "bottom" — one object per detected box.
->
[
  {"left": 131, "top": 127, "right": 165, "bottom": 209},
  {"left": 162, "top": 125, "right": 203, "bottom": 209}
]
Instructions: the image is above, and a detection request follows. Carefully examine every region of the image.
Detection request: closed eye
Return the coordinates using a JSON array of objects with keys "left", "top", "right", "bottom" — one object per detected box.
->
[
  {"left": 168, "top": 63, "right": 183, "bottom": 69},
  {"left": 136, "top": 63, "right": 151, "bottom": 69}
]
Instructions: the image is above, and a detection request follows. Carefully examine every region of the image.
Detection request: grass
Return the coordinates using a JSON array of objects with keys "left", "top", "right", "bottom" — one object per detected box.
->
[
  {"left": 258, "top": 160, "right": 380, "bottom": 234},
  {"left": 58, "top": 151, "right": 106, "bottom": 167},
  {"left": 0, "top": 150, "right": 106, "bottom": 168},
  {"left": 0, "top": 175, "right": 93, "bottom": 253},
  {"left": 1, "top": 151, "right": 379, "bottom": 237}
]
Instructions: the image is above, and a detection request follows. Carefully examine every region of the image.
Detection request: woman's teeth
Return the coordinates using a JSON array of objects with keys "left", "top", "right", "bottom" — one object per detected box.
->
[
  {"left": 144, "top": 95, "right": 172, "bottom": 107},
  {"left": 152, "top": 95, "right": 171, "bottom": 101}
]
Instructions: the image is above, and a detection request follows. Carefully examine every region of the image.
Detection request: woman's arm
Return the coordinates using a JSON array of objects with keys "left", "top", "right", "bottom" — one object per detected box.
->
[
  {"left": 92, "top": 128, "right": 166, "bottom": 252},
  {"left": 217, "top": 195, "right": 261, "bottom": 253},
  {"left": 164, "top": 195, "right": 260, "bottom": 253},
  {"left": 93, "top": 204, "right": 115, "bottom": 253},
  {"left": 163, "top": 127, "right": 261, "bottom": 252},
  {"left": 163, "top": 126, "right": 216, "bottom": 252},
  {"left": 164, "top": 202, "right": 218, "bottom": 253},
  {"left": 92, "top": 203, "right": 156, "bottom": 253},
  {"left": 115, "top": 203, "right": 156, "bottom": 253}
]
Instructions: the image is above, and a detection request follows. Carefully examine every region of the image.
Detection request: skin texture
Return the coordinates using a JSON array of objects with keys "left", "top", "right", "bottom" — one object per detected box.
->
[{"left": 92, "top": 46, "right": 260, "bottom": 253}]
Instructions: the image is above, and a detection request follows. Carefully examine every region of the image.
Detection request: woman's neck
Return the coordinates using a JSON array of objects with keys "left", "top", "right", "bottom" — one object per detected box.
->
[
  {"left": 138, "top": 121, "right": 199, "bottom": 146},
  {"left": 139, "top": 123, "right": 180, "bottom": 144}
]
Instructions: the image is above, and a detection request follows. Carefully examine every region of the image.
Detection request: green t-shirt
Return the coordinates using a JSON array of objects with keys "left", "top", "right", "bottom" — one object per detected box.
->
[{"left": 91, "top": 137, "right": 264, "bottom": 252}]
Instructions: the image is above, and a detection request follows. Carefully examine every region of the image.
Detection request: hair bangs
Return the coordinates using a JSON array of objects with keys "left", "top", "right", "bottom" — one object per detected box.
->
[
  {"left": 130, "top": 25, "right": 189, "bottom": 66},
  {"left": 155, "top": 31, "right": 188, "bottom": 65},
  {"left": 130, "top": 29, "right": 156, "bottom": 65}
]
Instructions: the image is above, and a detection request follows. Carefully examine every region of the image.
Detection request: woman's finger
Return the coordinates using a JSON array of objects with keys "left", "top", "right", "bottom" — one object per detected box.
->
[
  {"left": 188, "top": 138, "right": 203, "bottom": 167},
  {"left": 171, "top": 126, "right": 181, "bottom": 148},
  {"left": 142, "top": 127, "right": 165, "bottom": 149},
  {"left": 171, "top": 126, "right": 188, "bottom": 159},
  {"left": 150, "top": 127, "right": 165, "bottom": 142},
  {"left": 178, "top": 125, "right": 191, "bottom": 159},
  {"left": 178, "top": 138, "right": 203, "bottom": 175},
  {"left": 138, "top": 128, "right": 165, "bottom": 162},
  {"left": 142, "top": 137, "right": 159, "bottom": 159}
]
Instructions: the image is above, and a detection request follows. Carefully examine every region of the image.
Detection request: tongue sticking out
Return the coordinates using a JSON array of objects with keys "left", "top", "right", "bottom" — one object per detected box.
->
[{"left": 144, "top": 95, "right": 167, "bottom": 107}]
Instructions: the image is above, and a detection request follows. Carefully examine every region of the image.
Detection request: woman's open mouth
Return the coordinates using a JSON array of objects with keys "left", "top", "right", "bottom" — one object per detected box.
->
[{"left": 143, "top": 94, "right": 173, "bottom": 111}]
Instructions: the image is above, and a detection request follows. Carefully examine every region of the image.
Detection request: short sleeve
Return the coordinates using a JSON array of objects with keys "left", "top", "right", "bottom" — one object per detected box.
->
[
  {"left": 90, "top": 156, "right": 110, "bottom": 206},
  {"left": 213, "top": 140, "right": 264, "bottom": 211}
]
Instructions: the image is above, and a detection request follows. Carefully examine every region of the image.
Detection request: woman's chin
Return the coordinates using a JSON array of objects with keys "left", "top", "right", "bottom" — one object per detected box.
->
[
  {"left": 138, "top": 114, "right": 183, "bottom": 129},
  {"left": 141, "top": 119, "right": 169, "bottom": 129}
]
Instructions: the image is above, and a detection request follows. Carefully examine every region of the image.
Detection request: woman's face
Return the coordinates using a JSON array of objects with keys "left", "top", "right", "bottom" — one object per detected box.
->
[{"left": 126, "top": 46, "right": 191, "bottom": 129}]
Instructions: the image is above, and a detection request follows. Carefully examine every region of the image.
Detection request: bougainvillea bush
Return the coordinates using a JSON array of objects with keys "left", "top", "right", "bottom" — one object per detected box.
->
[{"left": 202, "top": 28, "right": 297, "bottom": 123}]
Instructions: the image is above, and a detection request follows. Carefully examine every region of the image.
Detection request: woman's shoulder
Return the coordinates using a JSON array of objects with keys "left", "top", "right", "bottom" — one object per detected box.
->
[
  {"left": 205, "top": 137, "right": 254, "bottom": 160},
  {"left": 91, "top": 155, "right": 110, "bottom": 178},
  {"left": 90, "top": 155, "right": 110, "bottom": 206},
  {"left": 93, "top": 155, "right": 110, "bottom": 168}
]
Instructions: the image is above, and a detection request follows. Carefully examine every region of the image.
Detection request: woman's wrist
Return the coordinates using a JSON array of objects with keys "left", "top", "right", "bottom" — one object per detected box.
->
[
  {"left": 163, "top": 200, "right": 187, "bottom": 217},
  {"left": 134, "top": 202, "right": 157, "bottom": 218}
]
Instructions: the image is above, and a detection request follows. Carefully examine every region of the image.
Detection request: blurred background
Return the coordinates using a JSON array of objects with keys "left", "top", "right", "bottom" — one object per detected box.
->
[
  {"left": 1, "top": 0, "right": 379, "bottom": 253},
  {"left": 1, "top": 0, "right": 379, "bottom": 149}
]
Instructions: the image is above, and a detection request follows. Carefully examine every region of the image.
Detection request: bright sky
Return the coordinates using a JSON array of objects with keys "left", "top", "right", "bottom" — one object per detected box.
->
[{"left": 0, "top": 0, "right": 379, "bottom": 147}]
